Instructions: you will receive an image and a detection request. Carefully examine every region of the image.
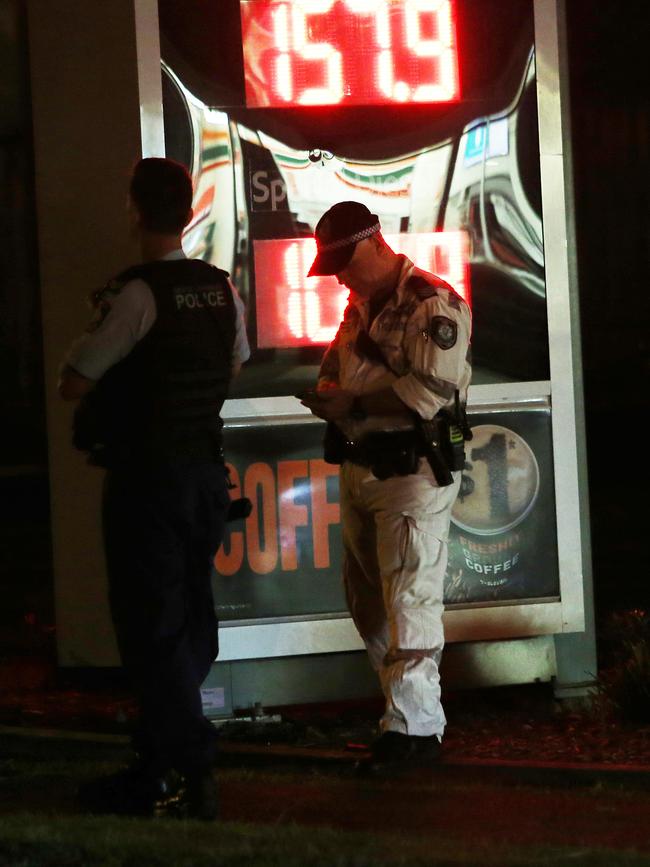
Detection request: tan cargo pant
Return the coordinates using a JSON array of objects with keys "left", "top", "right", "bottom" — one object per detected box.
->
[{"left": 340, "top": 459, "right": 460, "bottom": 738}]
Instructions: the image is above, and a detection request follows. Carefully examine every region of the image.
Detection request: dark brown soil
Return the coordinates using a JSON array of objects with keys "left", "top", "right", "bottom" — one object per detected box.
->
[{"left": 2, "top": 659, "right": 650, "bottom": 770}]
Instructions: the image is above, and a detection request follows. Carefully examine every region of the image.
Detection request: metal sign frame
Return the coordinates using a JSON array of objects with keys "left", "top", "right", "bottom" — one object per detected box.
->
[{"left": 32, "top": 0, "right": 594, "bottom": 689}]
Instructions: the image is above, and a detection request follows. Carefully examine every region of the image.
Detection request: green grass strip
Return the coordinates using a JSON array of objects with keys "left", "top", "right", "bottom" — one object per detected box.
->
[{"left": 0, "top": 814, "right": 649, "bottom": 867}]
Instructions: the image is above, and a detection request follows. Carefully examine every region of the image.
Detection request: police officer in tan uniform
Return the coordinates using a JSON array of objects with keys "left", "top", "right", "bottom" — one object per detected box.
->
[{"left": 301, "top": 202, "right": 471, "bottom": 771}]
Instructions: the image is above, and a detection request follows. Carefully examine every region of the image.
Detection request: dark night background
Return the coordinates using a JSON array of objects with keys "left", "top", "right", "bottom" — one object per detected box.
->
[{"left": 0, "top": 0, "right": 648, "bottom": 662}]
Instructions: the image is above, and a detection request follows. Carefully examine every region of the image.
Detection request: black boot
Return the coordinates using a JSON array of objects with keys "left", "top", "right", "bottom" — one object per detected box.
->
[
  {"left": 78, "top": 764, "right": 186, "bottom": 817},
  {"left": 182, "top": 768, "right": 219, "bottom": 821},
  {"left": 358, "top": 731, "right": 442, "bottom": 776}
]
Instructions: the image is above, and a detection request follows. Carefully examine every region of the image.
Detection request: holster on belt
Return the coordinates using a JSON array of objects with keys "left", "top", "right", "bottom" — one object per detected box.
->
[
  {"left": 417, "top": 399, "right": 472, "bottom": 486},
  {"left": 417, "top": 417, "right": 454, "bottom": 487}
]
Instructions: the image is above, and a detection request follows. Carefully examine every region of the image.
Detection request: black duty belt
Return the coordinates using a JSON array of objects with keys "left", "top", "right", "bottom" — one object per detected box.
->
[
  {"left": 341, "top": 430, "right": 424, "bottom": 480},
  {"left": 323, "top": 422, "right": 456, "bottom": 485},
  {"left": 341, "top": 429, "right": 420, "bottom": 465}
]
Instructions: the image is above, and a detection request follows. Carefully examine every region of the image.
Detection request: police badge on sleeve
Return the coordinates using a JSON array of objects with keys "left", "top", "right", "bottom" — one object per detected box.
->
[{"left": 430, "top": 316, "right": 457, "bottom": 349}]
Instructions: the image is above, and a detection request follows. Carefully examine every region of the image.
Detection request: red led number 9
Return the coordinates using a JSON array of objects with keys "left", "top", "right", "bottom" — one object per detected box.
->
[{"left": 268, "top": 0, "right": 458, "bottom": 106}]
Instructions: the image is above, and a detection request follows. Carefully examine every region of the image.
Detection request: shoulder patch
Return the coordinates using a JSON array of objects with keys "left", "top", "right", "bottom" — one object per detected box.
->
[
  {"left": 430, "top": 316, "right": 457, "bottom": 350},
  {"left": 406, "top": 274, "right": 438, "bottom": 300},
  {"left": 87, "top": 276, "right": 126, "bottom": 310}
]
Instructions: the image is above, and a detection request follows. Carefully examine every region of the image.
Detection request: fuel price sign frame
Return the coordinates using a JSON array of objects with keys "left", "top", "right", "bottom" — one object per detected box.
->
[{"left": 38, "top": 0, "right": 594, "bottom": 700}]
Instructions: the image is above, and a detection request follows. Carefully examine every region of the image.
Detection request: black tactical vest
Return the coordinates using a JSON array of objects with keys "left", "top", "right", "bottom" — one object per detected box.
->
[{"left": 73, "top": 259, "right": 237, "bottom": 466}]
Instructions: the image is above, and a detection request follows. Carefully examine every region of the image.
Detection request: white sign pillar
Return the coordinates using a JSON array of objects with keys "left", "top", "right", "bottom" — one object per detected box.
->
[
  {"left": 535, "top": 0, "right": 597, "bottom": 695},
  {"left": 28, "top": 0, "right": 163, "bottom": 665}
]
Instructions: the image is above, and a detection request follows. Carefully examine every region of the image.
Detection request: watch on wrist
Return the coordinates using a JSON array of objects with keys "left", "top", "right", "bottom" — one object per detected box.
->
[{"left": 350, "top": 395, "right": 367, "bottom": 421}]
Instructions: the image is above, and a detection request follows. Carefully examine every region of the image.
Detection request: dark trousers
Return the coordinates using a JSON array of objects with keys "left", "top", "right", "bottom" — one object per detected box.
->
[{"left": 102, "top": 460, "right": 229, "bottom": 775}]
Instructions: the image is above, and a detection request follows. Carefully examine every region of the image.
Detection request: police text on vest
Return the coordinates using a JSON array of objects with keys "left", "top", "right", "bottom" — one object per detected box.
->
[{"left": 176, "top": 288, "right": 227, "bottom": 310}]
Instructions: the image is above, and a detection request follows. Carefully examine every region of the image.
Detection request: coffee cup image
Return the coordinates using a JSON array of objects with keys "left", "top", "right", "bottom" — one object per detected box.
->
[
  {"left": 447, "top": 425, "right": 540, "bottom": 593},
  {"left": 452, "top": 424, "right": 540, "bottom": 536}
]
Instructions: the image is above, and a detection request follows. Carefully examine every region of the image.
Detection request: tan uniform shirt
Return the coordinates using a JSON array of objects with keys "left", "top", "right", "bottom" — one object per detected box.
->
[{"left": 318, "top": 256, "right": 471, "bottom": 440}]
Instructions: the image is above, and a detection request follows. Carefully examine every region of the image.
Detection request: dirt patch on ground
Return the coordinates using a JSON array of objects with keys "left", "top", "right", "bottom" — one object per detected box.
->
[{"left": 2, "top": 669, "right": 650, "bottom": 769}]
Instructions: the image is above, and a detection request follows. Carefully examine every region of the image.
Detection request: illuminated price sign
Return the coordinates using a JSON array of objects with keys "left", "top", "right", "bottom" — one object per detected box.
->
[
  {"left": 240, "top": 0, "right": 460, "bottom": 107},
  {"left": 254, "top": 230, "right": 469, "bottom": 348}
]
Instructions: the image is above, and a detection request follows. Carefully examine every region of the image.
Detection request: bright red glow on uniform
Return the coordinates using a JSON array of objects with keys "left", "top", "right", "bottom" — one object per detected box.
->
[
  {"left": 254, "top": 231, "right": 469, "bottom": 348},
  {"left": 240, "top": 0, "right": 460, "bottom": 108}
]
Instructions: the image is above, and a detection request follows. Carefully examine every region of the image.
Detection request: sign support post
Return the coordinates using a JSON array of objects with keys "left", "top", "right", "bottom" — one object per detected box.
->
[
  {"left": 534, "top": 0, "right": 597, "bottom": 696},
  {"left": 28, "top": 0, "right": 163, "bottom": 666}
]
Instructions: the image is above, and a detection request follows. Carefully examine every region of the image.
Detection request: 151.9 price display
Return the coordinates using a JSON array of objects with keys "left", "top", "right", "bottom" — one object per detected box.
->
[{"left": 240, "top": 0, "right": 460, "bottom": 107}]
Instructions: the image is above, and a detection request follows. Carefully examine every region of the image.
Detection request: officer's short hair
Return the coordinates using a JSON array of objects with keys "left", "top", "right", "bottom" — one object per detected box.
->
[{"left": 130, "top": 158, "right": 193, "bottom": 234}]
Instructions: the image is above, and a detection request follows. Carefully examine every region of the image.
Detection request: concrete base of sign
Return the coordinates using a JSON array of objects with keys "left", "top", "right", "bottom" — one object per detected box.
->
[
  {"left": 201, "top": 636, "right": 558, "bottom": 719},
  {"left": 552, "top": 625, "right": 599, "bottom": 702}
]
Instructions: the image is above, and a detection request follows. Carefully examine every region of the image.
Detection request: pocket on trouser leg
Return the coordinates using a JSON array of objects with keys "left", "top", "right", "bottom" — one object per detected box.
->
[
  {"left": 390, "top": 606, "right": 445, "bottom": 659},
  {"left": 383, "top": 512, "right": 448, "bottom": 620}
]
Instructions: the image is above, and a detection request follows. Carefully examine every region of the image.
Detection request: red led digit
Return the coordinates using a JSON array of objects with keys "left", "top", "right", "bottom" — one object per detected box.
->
[
  {"left": 294, "top": 1, "right": 343, "bottom": 105},
  {"left": 404, "top": 0, "right": 458, "bottom": 102},
  {"left": 345, "top": 0, "right": 393, "bottom": 98},
  {"left": 272, "top": 3, "right": 293, "bottom": 101},
  {"left": 240, "top": 0, "right": 460, "bottom": 107}
]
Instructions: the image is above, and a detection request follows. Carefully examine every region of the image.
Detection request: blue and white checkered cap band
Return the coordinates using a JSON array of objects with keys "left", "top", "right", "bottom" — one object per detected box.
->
[{"left": 317, "top": 222, "right": 381, "bottom": 252}]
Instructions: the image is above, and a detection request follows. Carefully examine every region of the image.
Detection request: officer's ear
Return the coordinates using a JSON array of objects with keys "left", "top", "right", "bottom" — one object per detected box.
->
[
  {"left": 373, "top": 233, "right": 389, "bottom": 253},
  {"left": 183, "top": 207, "right": 194, "bottom": 229}
]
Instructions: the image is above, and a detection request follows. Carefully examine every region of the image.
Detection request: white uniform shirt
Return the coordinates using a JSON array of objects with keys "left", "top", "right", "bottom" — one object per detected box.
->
[
  {"left": 64, "top": 249, "right": 250, "bottom": 381},
  {"left": 318, "top": 256, "right": 472, "bottom": 440}
]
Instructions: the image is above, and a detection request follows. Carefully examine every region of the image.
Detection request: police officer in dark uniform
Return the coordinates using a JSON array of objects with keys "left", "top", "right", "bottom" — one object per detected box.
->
[{"left": 59, "top": 158, "right": 250, "bottom": 819}]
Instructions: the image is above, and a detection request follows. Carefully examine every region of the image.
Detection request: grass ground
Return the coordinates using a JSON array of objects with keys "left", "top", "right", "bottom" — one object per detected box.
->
[
  {"left": 1, "top": 813, "right": 649, "bottom": 867},
  {"left": 2, "top": 733, "right": 650, "bottom": 866}
]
